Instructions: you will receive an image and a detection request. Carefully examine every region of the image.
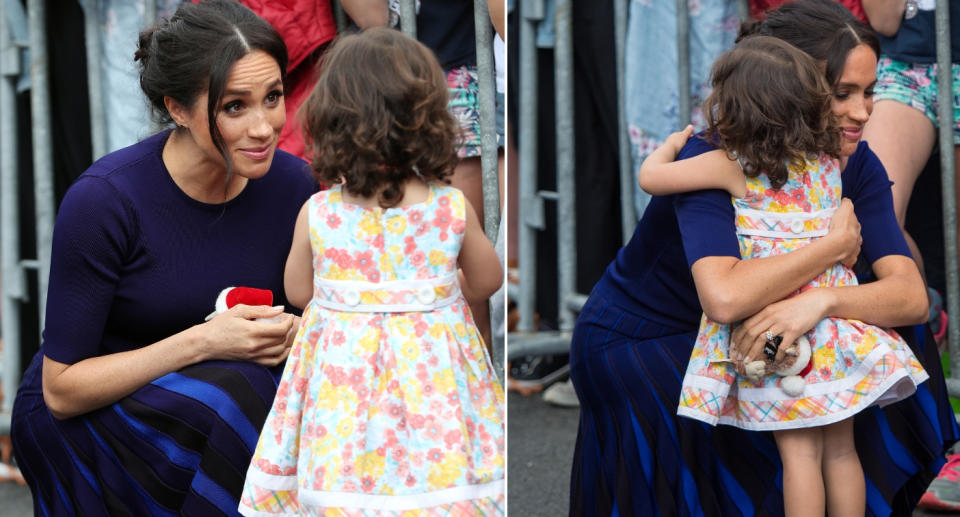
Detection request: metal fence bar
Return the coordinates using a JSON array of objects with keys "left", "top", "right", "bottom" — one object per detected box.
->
[
  {"left": 676, "top": 0, "right": 690, "bottom": 127},
  {"left": 517, "top": 0, "right": 542, "bottom": 333},
  {"left": 399, "top": 0, "right": 416, "bottom": 39},
  {"left": 614, "top": 0, "right": 634, "bottom": 243},
  {"left": 555, "top": 0, "right": 576, "bottom": 331},
  {"left": 470, "top": 0, "right": 502, "bottom": 375},
  {"left": 83, "top": 0, "right": 106, "bottom": 161},
  {"left": 28, "top": 0, "right": 55, "bottom": 333},
  {"left": 933, "top": 1, "right": 960, "bottom": 399},
  {"left": 331, "top": 0, "right": 347, "bottom": 34},
  {"left": 737, "top": 0, "right": 749, "bottom": 22},
  {"left": 143, "top": 0, "right": 156, "bottom": 29},
  {"left": 473, "top": 0, "right": 500, "bottom": 243},
  {"left": 0, "top": 0, "right": 21, "bottom": 430}
]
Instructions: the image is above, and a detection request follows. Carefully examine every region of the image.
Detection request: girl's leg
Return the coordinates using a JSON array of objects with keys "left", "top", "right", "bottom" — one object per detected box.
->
[
  {"left": 822, "top": 418, "right": 864, "bottom": 516},
  {"left": 774, "top": 427, "right": 825, "bottom": 517}
]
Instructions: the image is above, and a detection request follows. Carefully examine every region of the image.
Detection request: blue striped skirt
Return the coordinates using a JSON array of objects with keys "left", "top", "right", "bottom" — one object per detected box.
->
[
  {"left": 569, "top": 293, "right": 959, "bottom": 517},
  {"left": 11, "top": 350, "right": 282, "bottom": 516}
]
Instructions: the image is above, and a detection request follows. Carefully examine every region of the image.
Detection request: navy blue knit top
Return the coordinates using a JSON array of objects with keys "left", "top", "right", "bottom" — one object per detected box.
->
[
  {"left": 595, "top": 136, "right": 910, "bottom": 330},
  {"left": 42, "top": 130, "right": 317, "bottom": 365}
]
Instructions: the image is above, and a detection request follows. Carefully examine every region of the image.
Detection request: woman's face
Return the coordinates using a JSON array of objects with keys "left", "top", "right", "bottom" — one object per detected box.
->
[
  {"left": 182, "top": 50, "right": 286, "bottom": 179},
  {"left": 831, "top": 43, "right": 878, "bottom": 157}
]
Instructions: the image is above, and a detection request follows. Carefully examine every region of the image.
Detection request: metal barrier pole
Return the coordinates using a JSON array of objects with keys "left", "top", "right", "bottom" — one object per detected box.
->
[
  {"left": 331, "top": 0, "right": 347, "bottom": 33},
  {"left": 517, "top": 0, "right": 542, "bottom": 333},
  {"left": 676, "top": 0, "right": 690, "bottom": 127},
  {"left": 614, "top": 0, "right": 633, "bottom": 241},
  {"left": 471, "top": 0, "right": 501, "bottom": 375},
  {"left": 555, "top": 0, "right": 576, "bottom": 331},
  {"left": 737, "top": 0, "right": 749, "bottom": 21},
  {"left": 0, "top": 0, "right": 23, "bottom": 428},
  {"left": 933, "top": 1, "right": 960, "bottom": 397},
  {"left": 143, "top": 0, "right": 156, "bottom": 29},
  {"left": 28, "top": 0, "right": 55, "bottom": 331},
  {"left": 83, "top": 0, "right": 106, "bottom": 161},
  {"left": 473, "top": 0, "right": 500, "bottom": 242},
  {"left": 399, "top": 0, "right": 416, "bottom": 39}
]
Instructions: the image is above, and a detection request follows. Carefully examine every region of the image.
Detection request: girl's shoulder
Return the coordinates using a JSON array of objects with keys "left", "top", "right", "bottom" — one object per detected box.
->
[
  {"left": 309, "top": 185, "right": 343, "bottom": 205},
  {"left": 429, "top": 182, "right": 464, "bottom": 201},
  {"left": 426, "top": 183, "right": 467, "bottom": 215}
]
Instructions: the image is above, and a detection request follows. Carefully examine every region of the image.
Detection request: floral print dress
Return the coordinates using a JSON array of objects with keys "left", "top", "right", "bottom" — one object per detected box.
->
[
  {"left": 239, "top": 184, "right": 505, "bottom": 516},
  {"left": 677, "top": 155, "right": 928, "bottom": 431}
]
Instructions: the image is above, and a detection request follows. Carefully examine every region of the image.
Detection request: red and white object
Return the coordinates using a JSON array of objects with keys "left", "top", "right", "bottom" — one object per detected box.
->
[{"left": 205, "top": 287, "right": 284, "bottom": 322}]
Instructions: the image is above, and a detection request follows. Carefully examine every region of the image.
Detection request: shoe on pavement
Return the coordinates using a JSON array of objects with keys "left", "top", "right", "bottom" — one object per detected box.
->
[
  {"left": 508, "top": 354, "right": 569, "bottom": 392},
  {"left": 919, "top": 453, "right": 960, "bottom": 511},
  {"left": 543, "top": 379, "right": 580, "bottom": 408}
]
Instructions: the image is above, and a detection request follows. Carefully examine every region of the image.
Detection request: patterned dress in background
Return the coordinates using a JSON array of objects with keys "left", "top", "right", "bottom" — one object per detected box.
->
[
  {"left": 239, "top": 184, "right": 505, "bottom": 516},
  {"left": 677, "top": 155, "right": 929, "bottom": 430}
]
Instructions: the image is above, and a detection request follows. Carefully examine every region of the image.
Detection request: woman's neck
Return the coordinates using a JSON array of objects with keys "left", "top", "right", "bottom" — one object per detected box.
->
[{"left": 162, "top": 129, "right": 248, "bottom": 204}]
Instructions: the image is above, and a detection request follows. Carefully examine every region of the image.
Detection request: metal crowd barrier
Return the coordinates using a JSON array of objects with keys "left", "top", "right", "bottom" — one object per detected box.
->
[
  {"left": 0, "top": 0, "right": 57, "bottom": 435},
  {"left": 0, "top": 0, "right": 506, "bottom": 431},
  {"left": 935, "top": 3, "right": 960, "bottom": 399}
]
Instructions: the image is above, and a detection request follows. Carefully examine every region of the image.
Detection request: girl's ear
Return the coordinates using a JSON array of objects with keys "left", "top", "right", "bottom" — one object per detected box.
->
[{"left": 163, "top": 96, "right": 190, "bottom": 128}]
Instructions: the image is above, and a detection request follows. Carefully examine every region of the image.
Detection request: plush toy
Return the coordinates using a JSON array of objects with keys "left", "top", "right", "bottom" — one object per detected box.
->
[
  {"left": 205, "top": 286, "right": 283, "bottom": 322},
  {"left": 743, "top": 334, "right": 813, "bottom": 397}
]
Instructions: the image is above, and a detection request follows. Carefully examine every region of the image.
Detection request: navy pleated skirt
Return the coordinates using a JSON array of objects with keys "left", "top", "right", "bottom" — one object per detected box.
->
[
  {"left": 569, "top": 293, "right": 959, "bottom": 517},
  {"left": 11, "top": 350, "right": 282, "bottom": 516}
]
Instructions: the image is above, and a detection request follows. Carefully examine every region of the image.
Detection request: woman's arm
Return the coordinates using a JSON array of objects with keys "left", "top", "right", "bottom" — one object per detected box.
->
[
  {"left": 487, "top": 0, "right": 504, "bottom": 40},
  {"left": 40, "top": 177, "right": 295, "bottom": 419},
  {"left": 729, "top": 254, "right": 926, "bottom": 368},
  {"left": 862, "top": 0, "right": 906, "bottom": 37},
  {"left": 638, "top": 126, "right": 746, "bottom": 197},
  {"left": 43, "top": 304, "right": 294, "bottom": 419},
  {"left": 688, "top": 198, "right": 863, "bottom": 323},
  {"left": 339, "top": 0, "right": 389, "bottom": 28},
  {"left": 728, "top": 143, "right": 926, "bottom": 366}
]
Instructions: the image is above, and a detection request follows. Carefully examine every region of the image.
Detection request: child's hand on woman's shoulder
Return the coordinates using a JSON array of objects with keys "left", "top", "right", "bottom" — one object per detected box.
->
[{"left": 663, "top": 124, "right": 695, "bottom": 156}]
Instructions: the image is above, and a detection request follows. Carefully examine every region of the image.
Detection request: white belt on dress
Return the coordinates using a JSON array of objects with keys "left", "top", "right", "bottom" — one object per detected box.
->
[
  {"left": 735, "top": 206, "right": 835, "bottom": 239},
  {"left": 312, "top": 274, "right": 461, "bottom": 312}
]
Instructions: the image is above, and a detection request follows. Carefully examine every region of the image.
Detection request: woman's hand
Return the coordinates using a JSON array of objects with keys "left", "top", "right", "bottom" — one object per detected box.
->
[
  {"left": 825, "top": 198, "right": 862, "bottom": 268},
  {"left": 730, "top": 289, "right": 830, "bottom": 373},
  {"left": 200, "top": 304, "right": 296, "bottom": 366}
]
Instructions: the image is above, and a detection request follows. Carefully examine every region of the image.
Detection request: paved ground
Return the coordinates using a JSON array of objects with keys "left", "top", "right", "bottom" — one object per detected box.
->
[
  {"left": 507, "top": 390, "right": 580, "bottom": 516},
  {"left": 0, "top": 479, "right": 31, "bottom": 516},
  {"left": 506, "top": 389, "right": 960, "bottom": 516}
]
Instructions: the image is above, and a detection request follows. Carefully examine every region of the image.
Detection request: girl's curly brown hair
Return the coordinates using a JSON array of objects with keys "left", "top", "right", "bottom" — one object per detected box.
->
[
  {"left": 301, "top": 28, "right": 459, "bottom": 208},
  {"left": 703, "top": 35, "right": 841, "bottom": 190}
]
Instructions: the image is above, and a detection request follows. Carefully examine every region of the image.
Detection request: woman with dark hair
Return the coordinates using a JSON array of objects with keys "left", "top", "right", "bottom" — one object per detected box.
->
[
  {"left": 10, "top": 1, "right": 316, "bottom": 515},
  {"left": 568, "top": 1, "right": 958, "bottom": 515}
]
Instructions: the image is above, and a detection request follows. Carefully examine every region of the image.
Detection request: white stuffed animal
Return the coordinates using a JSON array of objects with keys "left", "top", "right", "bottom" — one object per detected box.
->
[{"left": 743, "top": 335, "right": 812, "bottom": 397}]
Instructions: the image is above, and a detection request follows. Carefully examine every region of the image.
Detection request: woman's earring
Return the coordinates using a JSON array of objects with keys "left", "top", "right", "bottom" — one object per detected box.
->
[{"left": 905, "top": 0, "right": 918, "bottom": 19}]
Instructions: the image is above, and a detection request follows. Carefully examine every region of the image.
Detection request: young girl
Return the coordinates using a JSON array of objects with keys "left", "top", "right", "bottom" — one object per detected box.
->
[
  {"left": 639, "top": 36, "right": 928, "bottom": 516},
  {"left": 238, "top": 28, "right": 505, "bottom": 516}
]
